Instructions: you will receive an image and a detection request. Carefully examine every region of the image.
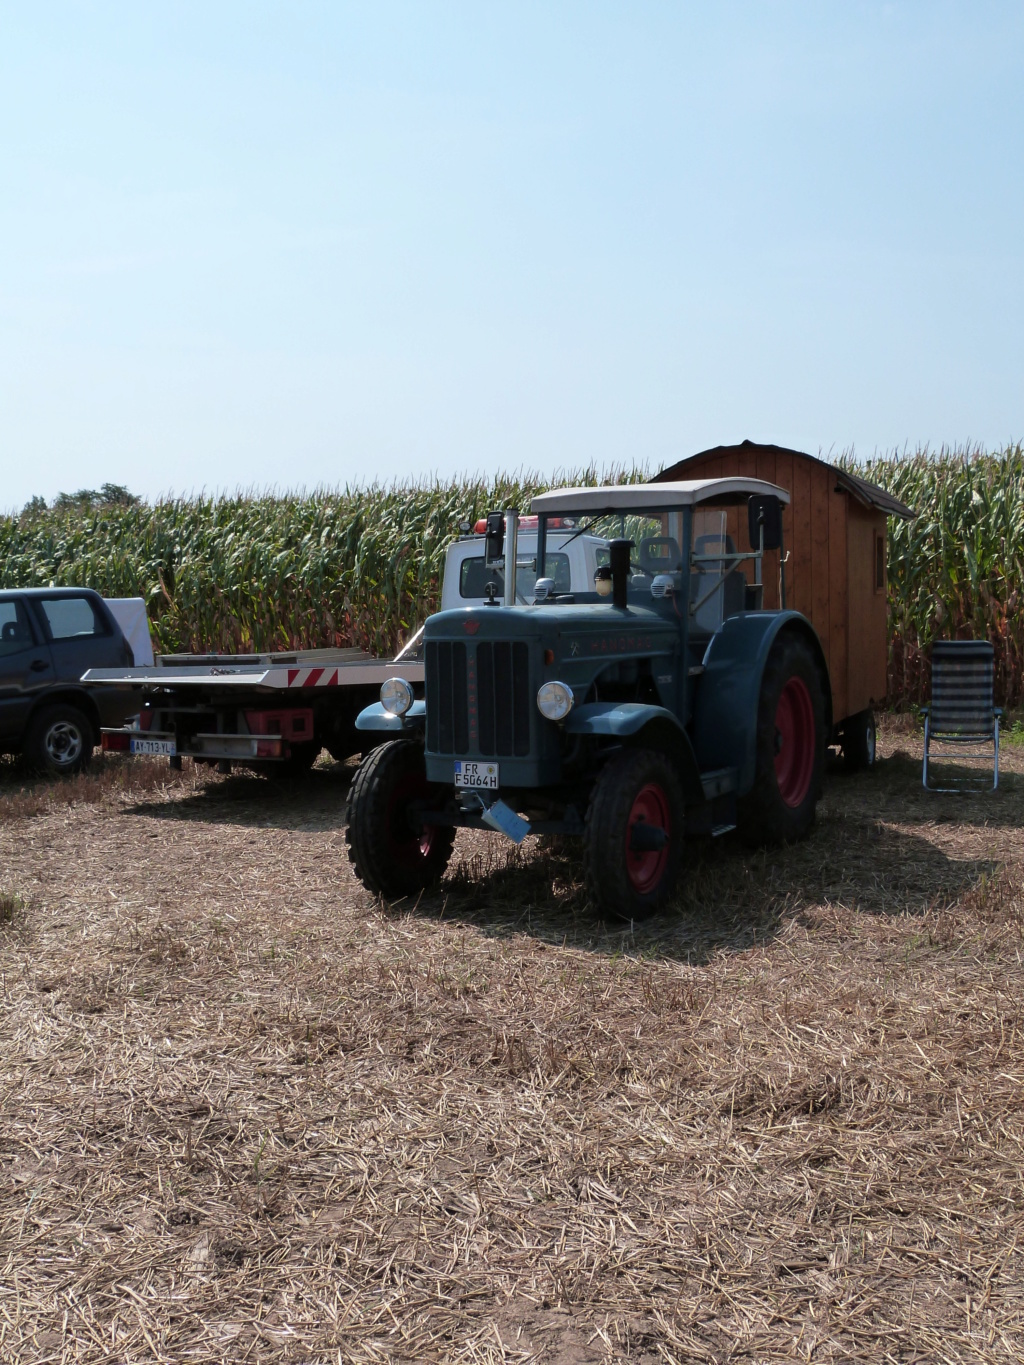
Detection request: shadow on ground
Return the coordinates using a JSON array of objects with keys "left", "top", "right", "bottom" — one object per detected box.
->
[
  {"left": 399, "top": 808, "right": 1000, "bottom": 966},
  {"left": 124, "top": 763, "right": 354, "bottom": 832},
  {"left": 115, "top": 751, "right": 1011, "bottom": 966},
  {"left": 860, "top": 751, "right": 1020, "bottom": 826}
]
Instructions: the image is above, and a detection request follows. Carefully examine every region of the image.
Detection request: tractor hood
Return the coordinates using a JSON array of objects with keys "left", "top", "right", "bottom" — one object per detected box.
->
[{"left": 424, "top": 601, "right": 679, "bottom": 649}]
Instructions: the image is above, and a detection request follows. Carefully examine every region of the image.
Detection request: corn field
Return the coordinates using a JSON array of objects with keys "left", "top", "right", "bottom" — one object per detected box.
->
[
  {"left": 1, "top": 445, "right": 1021, "bottom": 708},
  {"left": 0, "top": 468, "right": 642, "bottom": 661},
  {"left": 850, "top": 444, "right": 1024, "bottom": 709}
]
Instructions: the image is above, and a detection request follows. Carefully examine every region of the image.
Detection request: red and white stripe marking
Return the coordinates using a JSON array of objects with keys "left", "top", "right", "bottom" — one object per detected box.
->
[
  {"left": 283, "top": 664, "right": 422, "bottom": 687},
  {"left": 286, "top": 667, "right": 339, "bottom": 687}
]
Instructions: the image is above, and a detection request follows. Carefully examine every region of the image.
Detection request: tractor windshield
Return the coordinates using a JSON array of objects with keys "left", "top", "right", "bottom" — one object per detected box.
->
[{"left": 538, "top": 507, "right": 686, "bottom": 601}]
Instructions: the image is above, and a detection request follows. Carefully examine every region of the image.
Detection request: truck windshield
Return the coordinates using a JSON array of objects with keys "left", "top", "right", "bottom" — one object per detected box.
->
[{"left": 460, "top": 552, "right": 570, "bottom": 599}]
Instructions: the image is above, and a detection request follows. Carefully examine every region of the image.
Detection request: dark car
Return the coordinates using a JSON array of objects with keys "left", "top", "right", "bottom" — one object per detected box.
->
[{"left": 0, "top": 588, "right": 138, "bottom": 775}]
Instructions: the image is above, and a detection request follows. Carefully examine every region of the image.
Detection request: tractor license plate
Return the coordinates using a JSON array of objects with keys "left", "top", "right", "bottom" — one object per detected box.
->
[
  {"left": 130, "top": 738, "right": 176, "bottom": 757},
  {"left": 454, "top": 760, "right": 498, "bottom": 789}
]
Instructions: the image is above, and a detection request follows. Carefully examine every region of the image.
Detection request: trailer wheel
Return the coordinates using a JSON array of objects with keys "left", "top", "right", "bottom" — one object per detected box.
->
[
  {"left": 738, "top": 632, "right": 825, "bottom": 845},
  {"left": 842, "top": 709, "right": 876, "bottom": 772},
  {"left": 345, "top": 740, "right": 454, "bottom": 899},
  {"left": 23, "top": 704, "right": 94, "bottom": 777},
  {"left": 584, "top": 748, "right": 684, "bottom": 922},
  {"left": 253, "top": 742, "right": 321, "bottom": 779}
]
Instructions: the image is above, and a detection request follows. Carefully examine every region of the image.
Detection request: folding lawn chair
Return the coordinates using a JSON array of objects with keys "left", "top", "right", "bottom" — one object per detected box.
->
[{"left": 922, "top": 640, "right": 1002, "bottom": 791}]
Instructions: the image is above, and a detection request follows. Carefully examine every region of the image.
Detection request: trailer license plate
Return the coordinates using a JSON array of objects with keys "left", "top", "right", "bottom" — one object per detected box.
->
[
  {"left": 454, "top": 760, "right": 498, "bottom": 789},
  {"left": 130, "top": 738, "right": 176, "bottom": 757}
]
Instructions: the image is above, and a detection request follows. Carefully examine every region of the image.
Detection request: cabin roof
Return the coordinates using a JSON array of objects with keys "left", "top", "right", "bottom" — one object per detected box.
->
[
  {"left": 653, "top": 441, "right": 915, "bottom": 519},
  {"left": 530, "top": 476, "right": 790, "bottom": 514}
]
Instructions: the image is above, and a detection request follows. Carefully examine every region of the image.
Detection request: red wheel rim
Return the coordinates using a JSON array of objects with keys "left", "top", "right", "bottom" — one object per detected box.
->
[
  {"left": 626, "top": 782, "right": 671, "bottom": 894},
  {"left": 774, "top": 676, "right": 815, "bottom": 807},
  {"left": 386, "top": 772, "right": 436, "bottom": 868}
]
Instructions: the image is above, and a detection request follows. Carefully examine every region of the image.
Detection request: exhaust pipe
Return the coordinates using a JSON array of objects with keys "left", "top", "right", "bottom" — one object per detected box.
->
[
  {"left": 503, "top": 509, "right": 519, "bottom": 607},
  {"left": 609, "top": 538, "right": 632, "bottom": 609}
]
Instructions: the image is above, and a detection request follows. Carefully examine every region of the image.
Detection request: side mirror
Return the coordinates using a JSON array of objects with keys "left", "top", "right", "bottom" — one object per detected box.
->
[
  {"left": 483, "top": 511, "right": 504, "bottom": 565},
  {"left": 747, "top": 494, "right": 782, "bottom": 551}
]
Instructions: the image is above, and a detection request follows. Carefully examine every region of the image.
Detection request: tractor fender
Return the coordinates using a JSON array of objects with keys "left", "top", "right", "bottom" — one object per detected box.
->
[
  {"left": 355, "top": 700, "right": 427, "bottom": 733},
  {"left": 690, "top": 612, "right": 831, "bottom": 795},
  {"left": 564, "top": 702, "right": 704, "bottom": 803}
]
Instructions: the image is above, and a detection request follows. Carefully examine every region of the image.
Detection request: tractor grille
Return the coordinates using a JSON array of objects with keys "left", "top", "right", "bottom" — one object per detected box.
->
[{"left": 426, "top": 640, "right": 532, "bottom": 757}]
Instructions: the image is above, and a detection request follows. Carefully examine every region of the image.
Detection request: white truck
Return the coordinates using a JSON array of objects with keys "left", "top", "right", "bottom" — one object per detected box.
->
[{"left": 85, "top": 519, "right": 607, "bottom": 773}]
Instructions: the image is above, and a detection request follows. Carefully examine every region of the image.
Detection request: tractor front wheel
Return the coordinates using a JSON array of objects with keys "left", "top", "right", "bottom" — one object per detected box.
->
[
  {"left": 738, "top": 632, "right": 825, "bottom": 845},
  {"left": 345, "top": 740, "right": 454, "bottom": 900},
  {"left": 584, "top": 747, "right": 684, "bottom": 922}
]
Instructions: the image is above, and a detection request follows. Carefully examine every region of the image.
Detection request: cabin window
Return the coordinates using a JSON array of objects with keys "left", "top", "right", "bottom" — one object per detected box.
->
[
  {"left": 874, "top": 531, "right": 886, "bottom": 593},
  {"left": 690, "top": 509, "right": 748, "bottom": 630}
]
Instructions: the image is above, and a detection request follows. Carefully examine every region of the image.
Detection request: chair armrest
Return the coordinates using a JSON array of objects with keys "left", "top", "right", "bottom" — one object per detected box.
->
[
  {"left": 920, "top": 706, "right": 930, "bottom": 717},
  {"left": 994, "top": 708, "right": 1004, "bottom": 717}
]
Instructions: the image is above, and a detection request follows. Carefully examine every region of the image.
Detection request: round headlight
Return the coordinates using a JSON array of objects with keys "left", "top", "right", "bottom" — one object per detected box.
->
[
  {"left": 380, "top": 677, "right": 414, "bottom": 716},
  {"left": 537, "top": 680, "right": 574, "bottom": 722}
]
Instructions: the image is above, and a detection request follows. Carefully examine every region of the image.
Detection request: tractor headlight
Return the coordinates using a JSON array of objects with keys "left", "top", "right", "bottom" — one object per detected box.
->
[
  {"left": 380, "top": 677, "right": 414, "bottom": 716},
  {"left": 537, "top": 680, "right": 574, "bottom": 722}
]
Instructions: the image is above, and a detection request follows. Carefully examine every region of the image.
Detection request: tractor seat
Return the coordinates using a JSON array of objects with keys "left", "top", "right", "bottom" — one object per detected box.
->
[
  {"left": 693, "top": 532, "right": 737, "bottom": 560},
  {"left": 690, "top": 532, "right": 747, "bottom": 628},
  {"left": 637, "top": 536, "right": 681, "bottom": 577}
]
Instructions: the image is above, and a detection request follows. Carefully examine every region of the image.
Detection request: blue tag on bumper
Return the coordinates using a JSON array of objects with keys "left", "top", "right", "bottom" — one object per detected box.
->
[{"left": 481, "top": 799, "right": 531, "bottom": 844}]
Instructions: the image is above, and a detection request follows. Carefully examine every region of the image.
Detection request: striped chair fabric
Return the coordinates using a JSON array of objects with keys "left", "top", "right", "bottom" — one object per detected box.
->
[
  {"left": 922, "top": 640, "right": 1001, "bottom": 790},
  {"left": 929, "top": 641, "right": 996, "bottom": 736}
]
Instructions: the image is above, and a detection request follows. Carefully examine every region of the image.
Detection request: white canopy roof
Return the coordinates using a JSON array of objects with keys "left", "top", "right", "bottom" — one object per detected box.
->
[{"left": 530, "top": 477, "right": 790, "bottom": 514}]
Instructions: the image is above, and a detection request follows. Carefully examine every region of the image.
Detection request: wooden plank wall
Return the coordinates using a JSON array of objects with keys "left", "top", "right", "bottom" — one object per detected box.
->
[
  {"left": 791, "top": 453, "right": 812, "bottom": 623},
  {"left": 667, "top": 450, "right": 865, "bottom": 724},
  {"left": 845, "top": 503, "right": 888, "bottom": 713},
  {"left": 671, "top": 451, "right": 894, "bottom": 720},
  {"left": 828, "top": 472, "right": 849, "bottom": 724}
]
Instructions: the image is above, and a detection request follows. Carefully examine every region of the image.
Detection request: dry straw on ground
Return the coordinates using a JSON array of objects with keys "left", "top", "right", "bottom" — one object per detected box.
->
[{"left": 1, "top": 727, "right": 1023, "bottom": 1363}]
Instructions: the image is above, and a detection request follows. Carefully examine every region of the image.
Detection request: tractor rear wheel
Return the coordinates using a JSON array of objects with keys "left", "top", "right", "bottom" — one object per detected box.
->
[
  {"left": 842, "top": 709, "right": 876, "bottom": 772},
  {"left": 738, "top": 632, "right": 825, "bottom": 845},
  {"left": 345, "top": 740, "right": 455, "bottom": 899},
  {"left": 584, "top": 747, "right": 684, "bottom": 922}
]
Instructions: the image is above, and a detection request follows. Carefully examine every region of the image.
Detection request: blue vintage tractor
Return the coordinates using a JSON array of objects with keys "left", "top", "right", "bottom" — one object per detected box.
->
[{"left": 346, "top": 478, "right": 830, "bottom": 921}]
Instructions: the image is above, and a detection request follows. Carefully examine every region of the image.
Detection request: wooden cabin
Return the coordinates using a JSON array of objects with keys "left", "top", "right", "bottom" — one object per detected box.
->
[{"left": 653, "top": 441, "right": 914, "bottom": 734}]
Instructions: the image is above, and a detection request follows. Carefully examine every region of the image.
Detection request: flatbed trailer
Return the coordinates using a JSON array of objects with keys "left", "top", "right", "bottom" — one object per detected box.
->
[
  {"left": 82, "top": 523, "right": 610, "bottom": 773},
  {"left": 84, "top": 647, "right": 424, "bottom": 771}
]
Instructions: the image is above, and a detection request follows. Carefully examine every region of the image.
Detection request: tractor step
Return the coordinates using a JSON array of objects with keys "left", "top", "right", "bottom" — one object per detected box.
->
[
  {"left": 700, "top": 767, "right": 737, "bottom": 801},
  {"left": 711, "top": 823, "right": 736, "bottom": 837}
]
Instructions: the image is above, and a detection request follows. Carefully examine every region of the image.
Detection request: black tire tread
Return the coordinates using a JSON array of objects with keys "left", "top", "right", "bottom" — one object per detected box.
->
[
  {"left": 23, "top": 703, "right": 94, "bottom": 776},
  {"left": 583, "top": 747, "right": 684, "bottom": 923},
  {"left": 346, "top": 740, "right": 454, "bottom": 899},
  {"left": 737, "top": 631, "right": 825, "bottom": 846},
  {"left": 843, "top": 709, "right": 876, "bottom": 772}
]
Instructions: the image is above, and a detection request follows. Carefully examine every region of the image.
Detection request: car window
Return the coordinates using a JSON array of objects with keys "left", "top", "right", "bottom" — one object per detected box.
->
[
  {"left": 459, "top": 552, "right": 571, "bottom": 598},
  {"left": 38, "top": 596, "right": 107, "bottom": 641},
  {"left": 0, "top": 600, "right": 35, "bottom": 656}
]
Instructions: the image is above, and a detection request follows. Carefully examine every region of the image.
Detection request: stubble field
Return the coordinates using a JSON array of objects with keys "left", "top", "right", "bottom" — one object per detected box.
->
[{"left": 1, "top": 724, "right": 1023, "bottom": 1364}]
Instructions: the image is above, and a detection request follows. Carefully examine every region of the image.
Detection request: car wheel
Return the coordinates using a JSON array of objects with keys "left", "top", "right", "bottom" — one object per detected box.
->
[{"left": 24, "top": 704, "right": 94, "bottom": 777}]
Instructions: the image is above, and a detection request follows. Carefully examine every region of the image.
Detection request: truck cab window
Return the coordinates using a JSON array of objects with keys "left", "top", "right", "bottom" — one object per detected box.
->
[
  {"left": 39, "top": 596, "right": 107, "bottom": 640},
  {"left": 459, "top": 553, "right": 570, "bottom": 599},
  {"left": 0, "top": 601, "right": 34, "bottom": 655}
]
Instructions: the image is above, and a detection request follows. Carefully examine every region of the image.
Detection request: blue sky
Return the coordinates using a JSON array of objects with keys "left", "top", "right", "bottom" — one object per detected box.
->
[{"left": 1, "top": 2, "right": 1021, "bottom": 508}]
